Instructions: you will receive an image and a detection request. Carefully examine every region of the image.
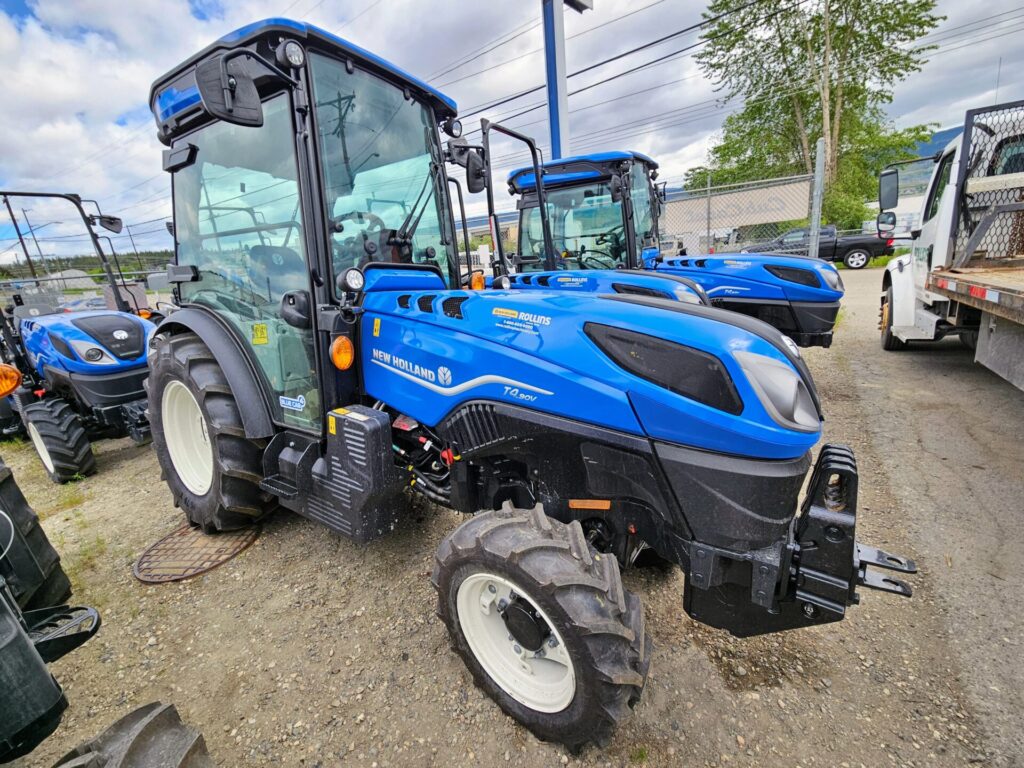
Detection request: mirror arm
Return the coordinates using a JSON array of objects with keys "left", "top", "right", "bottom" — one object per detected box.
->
[{"left": 219, "top": 49, "right": 301, "bottom": 90}]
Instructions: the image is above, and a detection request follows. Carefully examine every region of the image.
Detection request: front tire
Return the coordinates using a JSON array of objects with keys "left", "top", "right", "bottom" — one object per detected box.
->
[
  {"left": 147, "top": 332, "right": 273, "bottom": 532},
  {"left": 21, "top": 398, "right": 96, "bottom": 484},
  {"left": 843, "top": 249, "right": 871, "bottom": 269},
  {"left": 880, "top": 286, "right": 906, "bottom": 351},
  {"left": 433, "top": 503, "right": 651, "bottom": 752}
]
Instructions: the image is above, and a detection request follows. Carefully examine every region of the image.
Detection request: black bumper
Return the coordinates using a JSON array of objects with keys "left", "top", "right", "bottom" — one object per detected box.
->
[
  {"left": 711, "top": 299, "right": 840, "bottom": 348},
  {"left": 660, "top": 442, "right": 916, "bottom": 636}
]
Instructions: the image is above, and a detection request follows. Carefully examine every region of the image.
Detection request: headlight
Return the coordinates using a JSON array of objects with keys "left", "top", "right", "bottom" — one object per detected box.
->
[
  {"left": 765, "top": 265, "right": 820, "bottom": 287},
  {"left": 672, "top": 285, "right": 703, "bottom": 305},
  {"left": 822, "top": 266, "right": 843, "bottom": 291},
  {"left": 585, "top": 323, "right": 743, "bottom": 415},
  {"left": 734, "top": 351, "right": 819, "bottom": 432},
  {"left": 69, "top": 339, "right": 117, "bottom": 365},
  {"left": 340, "top": 267, "right": 365, "bottom": 292}
]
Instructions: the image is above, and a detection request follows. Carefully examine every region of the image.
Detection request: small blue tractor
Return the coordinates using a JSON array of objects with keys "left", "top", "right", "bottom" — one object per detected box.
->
[
  {"left": 506, "top": 152, "right": 844, "bottom": 347},
  {"left": 0, "top": 192, "right": 155, "bottom": 482},
  {"left": 147, "top": 19, "right": 915, "bottom": 750}
]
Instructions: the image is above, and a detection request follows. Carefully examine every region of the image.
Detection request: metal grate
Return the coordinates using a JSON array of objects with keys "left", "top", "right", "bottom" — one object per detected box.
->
[
  {"left": 442, "top": 296, "right": 468, "bottom": 319},
  {"left": 417, "top": 294, "right": 436, "bottom": 312},
  {"left": 397, "top": 294, "right": 411, "bottom": 309},
  {"left": 132, "top": 524, "right": 259, "bottom": 583},
  {"left": 952, "top": 99, "right": 1024, "bottom": 267}
]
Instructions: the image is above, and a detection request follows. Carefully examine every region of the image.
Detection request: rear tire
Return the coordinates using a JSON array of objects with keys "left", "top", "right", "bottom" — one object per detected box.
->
[
  {"left": 0, "top": 458, "right": 72, "bottom": 610},
  {"left": 21, "top": 398, "right": 96, "bottom": 484},
  {"left": 146, "top": 332, "right": 273, "bottom": 533},
  {"left": 843, "top": 249, "right": 871, "bottom": 269},
  {"left": 880, "top": 287, "right": 906, "bottom": 351},
  {"left": 433, "top": 502, "right": 651, "bottom": 752},
  {"left": 960, "top": 330, "right": 978, "bottom": 350}
]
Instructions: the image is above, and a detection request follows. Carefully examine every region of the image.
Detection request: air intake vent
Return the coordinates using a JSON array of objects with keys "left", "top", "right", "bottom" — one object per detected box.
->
[
  {"left": 442, "top": 296, "right": 468, "bottom": 319},
  {"left": 397, "top": 295, "right": 411, "bottom": 309},
  {"left": 613, "top": 283, "right": 670, "bottom": 299},
  {"left": 522, "top": 275, "right": 533, "bottom": 285},
  {"left": 417, "top": 295, "right": 436, "bottom": 312},
  {"left": 537, "top": 276, "right": 550, "bottom": 286},
  {"left": 444, "top": 403, "right": 503, "bottom": 454}
]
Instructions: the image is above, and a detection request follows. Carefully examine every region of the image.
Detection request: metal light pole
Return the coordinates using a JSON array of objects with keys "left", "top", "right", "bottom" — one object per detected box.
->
[
  {"left": 21, "top": 209, "right": 54, "bottom": 275},
  {"left": 541, "top": 0, "right": 592, "bottom": 160}
]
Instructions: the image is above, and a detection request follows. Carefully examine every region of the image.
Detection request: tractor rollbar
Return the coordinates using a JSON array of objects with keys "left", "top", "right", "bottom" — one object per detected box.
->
[
  {"left": 479, "top": 120, "right": 556, "bottom": 273},
  {"left": 0, "top": 191, "right": 133, "bottom": 315}
]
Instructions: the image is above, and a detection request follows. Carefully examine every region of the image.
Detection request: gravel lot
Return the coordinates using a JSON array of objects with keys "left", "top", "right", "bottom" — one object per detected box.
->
[{"left": 6, "top": 266, "right": 1022, "bottom": 767}]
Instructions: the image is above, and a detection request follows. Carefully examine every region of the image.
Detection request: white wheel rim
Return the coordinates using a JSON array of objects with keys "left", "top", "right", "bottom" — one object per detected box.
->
[
  {"left": 27, "top": 422, "right": 55, "bottom": 474},
  {"left": 161, "top": 380, "right": 213, "bottom": 496},
  {"left": 456, "top": 572, "right": 576, "bottom": 713},
  {"left": 847, "top": 251, "right": 868, "bottom": 268}
]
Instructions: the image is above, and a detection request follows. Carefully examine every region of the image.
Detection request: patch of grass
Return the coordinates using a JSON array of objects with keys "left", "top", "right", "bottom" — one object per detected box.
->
[
  {"left": 63, "top": 533, "right": 109, "bottom": 592},
  {"left": 39, "top": 483, "right": 87, "bottom": 520},
  {"left": 833, "top": 307, "right": 846, "bottom": 330},
  {"left": 630, "top": 746, "right": 649, "bottom": 764}
]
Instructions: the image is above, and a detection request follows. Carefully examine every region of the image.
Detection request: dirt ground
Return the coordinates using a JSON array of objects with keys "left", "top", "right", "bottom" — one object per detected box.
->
[{"left": 7, "top": 266, "right": 1023, "bottom": 767}]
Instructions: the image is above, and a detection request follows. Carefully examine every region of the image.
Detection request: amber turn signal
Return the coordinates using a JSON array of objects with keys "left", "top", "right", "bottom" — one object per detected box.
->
[
  {"left": 330, "top": 336, "right": 355, "bottom": 370},
  {"left": 0, "top": 364, "right": 22, "bottom": 398},
  {"left": 470, "top": 272, "right": 486, "bottom": 291},
  {"left": 568, "top": 498, "right": 611, "bottom": 511},
  {"left": 138, "top": 308, "right": 153, "bottom": 319}
]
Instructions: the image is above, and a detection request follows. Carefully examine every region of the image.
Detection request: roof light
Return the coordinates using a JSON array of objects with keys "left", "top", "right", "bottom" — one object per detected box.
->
[
  {"left": 276, "top": 40, "right": 305, "bottom": 69},
  {"left": 444, "top": 118, "right": 463, "bottom": 138},
  {"left": 340, "top": 267, "right": 365, "bottom": 293}
]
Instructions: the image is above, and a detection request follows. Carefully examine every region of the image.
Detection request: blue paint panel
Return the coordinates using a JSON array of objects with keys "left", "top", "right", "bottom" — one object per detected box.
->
[
  {"left": 359, "top": 288, "right": 820, "bottom": 460},
  {"left": 155, "top": 84, "right": 201, "bottom": 121},
  {"left": 361, "top": 267, "right": 446, "bottom": 293},
  {"left": 652, "top": 254, "right": 843, "bottom": 303},
  {"left": 509, "top": 150, "right": 657, "bottom": 191},
  {"left": 20, "top": 310, "right": 155, "bottom": 379},
  {"left": 506, "top": 270, "right": 702, "bottom": 303}
]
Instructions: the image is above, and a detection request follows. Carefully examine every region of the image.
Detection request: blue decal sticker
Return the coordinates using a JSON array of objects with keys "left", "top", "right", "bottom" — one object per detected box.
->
[{"left": 280, "top": 394, "right": 307, "bottom": 411}]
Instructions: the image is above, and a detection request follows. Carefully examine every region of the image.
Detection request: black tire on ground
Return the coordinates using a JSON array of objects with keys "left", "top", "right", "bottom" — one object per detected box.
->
[
  {"left": 0, "top": 458, "right": 72, "bottom": 611},
  {"left": 843, "top": 248, "right": 872, "bottom": 269},
  {"left": 881, "top": 286, "right": 906, "bottom": 351},
  {"left": 960, "top": 330, "right": 979, "bottom": 351},
  {"left": 54, "top": 701, "right": 213, "bottom": 767},
  {"left": 21, "top": 398, "right": 96, "bottom": 484},
  {"left": 433, "top": 502, "right": 652, "bottom": 752},
  {"left": 146, "top": 332, "right": 273, "bottom": 533},
  {"left": 0, "top": 397, "right": 23, "bottom": 437}
]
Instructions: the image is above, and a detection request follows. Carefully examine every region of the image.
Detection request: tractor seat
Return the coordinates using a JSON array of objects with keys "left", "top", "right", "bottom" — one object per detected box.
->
[{"left": 249, "top": 245, "right": 308, "bottom": 297}]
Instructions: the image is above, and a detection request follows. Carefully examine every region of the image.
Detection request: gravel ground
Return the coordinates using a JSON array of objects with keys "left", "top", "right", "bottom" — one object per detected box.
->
[{"left": 6, "top": 266, "right": 1021, "bottom": 767}]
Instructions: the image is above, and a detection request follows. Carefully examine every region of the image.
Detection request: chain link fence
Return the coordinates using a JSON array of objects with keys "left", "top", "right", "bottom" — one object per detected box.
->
[{"left": 659, "top": 174, "right": 817, "bottom": 256}]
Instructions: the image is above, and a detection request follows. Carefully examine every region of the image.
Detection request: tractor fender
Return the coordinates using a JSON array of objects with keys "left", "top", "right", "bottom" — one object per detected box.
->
[
  {"left": 883, "top": 254, "right": 916, "bottom": 328},
  {"left": 155, "top": 308, "right": 275, "bottom": 439}
]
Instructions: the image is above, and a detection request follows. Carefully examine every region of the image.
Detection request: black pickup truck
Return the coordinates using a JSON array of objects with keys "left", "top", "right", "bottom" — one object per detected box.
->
[{"left": 739, "top": 225, "right": 894, "bottom": 269}]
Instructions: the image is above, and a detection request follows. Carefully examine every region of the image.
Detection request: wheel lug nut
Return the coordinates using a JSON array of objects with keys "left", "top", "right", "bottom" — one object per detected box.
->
[
  {"left": 487, "top": 584, "right": 496, "bottom": 594},
  {"left": 497, "top": 598, "right": 508, "bottom": 610},
  {"left": 513, "top": 644, "right": 521, "bottom": 654},
  {"left": 548, "top": 637, "right": 558, "bottom": 648}
]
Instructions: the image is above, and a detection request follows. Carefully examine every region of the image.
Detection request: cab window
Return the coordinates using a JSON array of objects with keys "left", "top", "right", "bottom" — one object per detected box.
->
[{"left": 925, "top": 151, "right": 955, "bottom": 223}]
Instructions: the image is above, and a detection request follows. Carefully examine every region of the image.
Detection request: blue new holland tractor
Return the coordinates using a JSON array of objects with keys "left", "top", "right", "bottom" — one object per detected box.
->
[
  {"left": 506, "top": 152, "right": 844, "bottom": 347},
  {"left": 147, "top": 19, "right": 914, "bottom": 750},
  {"left": 0, "top": 193, "right": 155, "bottom": 482}
]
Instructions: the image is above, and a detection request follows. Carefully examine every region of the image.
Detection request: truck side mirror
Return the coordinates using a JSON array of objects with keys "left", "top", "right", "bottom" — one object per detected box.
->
[
  {"left": 876, "top": 211, "right": 897, "bottom": 235},
  {"left": 465, "top": 150, "right": 486, "bottom": 195},
  {"left": 195, "top": 54, "right": 264, "bottom": 128},
  {"left": 878, "top": 168, "right": 899, "bottom": 211}
]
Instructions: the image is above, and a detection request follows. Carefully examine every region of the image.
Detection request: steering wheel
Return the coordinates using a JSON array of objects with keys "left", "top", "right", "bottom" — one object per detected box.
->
[
  {"left": 333, "top": 210, "right": 386, "bottom": 234},
  {"left": 581, "top": 251, "right": 617, "bottom": 269},
  {"left": 595, "top": 225, "right": 624, "bottom": 247}
]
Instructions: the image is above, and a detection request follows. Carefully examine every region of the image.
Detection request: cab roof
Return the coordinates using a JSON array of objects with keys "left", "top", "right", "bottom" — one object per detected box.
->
[
  {"left": 150, "top": 18, "right": 456, "bottom": 141},
  {"left": 508, "top": 150, "right": 657, "bottom": 193}
]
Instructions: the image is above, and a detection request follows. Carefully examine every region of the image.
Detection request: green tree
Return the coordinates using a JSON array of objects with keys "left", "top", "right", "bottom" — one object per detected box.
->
[{"left": 692, "top": 0, "right": 941, "bottom": 227}]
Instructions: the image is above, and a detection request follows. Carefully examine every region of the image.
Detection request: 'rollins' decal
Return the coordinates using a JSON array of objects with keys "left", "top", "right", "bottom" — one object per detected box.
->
[{"left": 370, "top": 349, "right": 552, "bottom": 398}]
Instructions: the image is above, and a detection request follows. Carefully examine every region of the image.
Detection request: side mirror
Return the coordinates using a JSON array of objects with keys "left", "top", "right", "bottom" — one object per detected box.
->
[
  {"left": 609, "top": 176, "right": 623, "bottom": 202},
  {"left": 512, "top": 253, "right": 542, "bottom": 266},
  {"left": 876, "top": 211, "right": 897, "bottom": 235},
  {"left": 195, "top": 54, "right": 264, "bottom": 127},
  {"left": 465, "top": 150, "right": 486, "bottom": 195},
  {"left": 878, "top": 168, "right": 899, "bottom": 211},
  {"left": 95, "top": 215, "right": 123, "bottom": 234}
]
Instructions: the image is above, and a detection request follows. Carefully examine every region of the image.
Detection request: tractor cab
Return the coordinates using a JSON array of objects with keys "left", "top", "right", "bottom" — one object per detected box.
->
[
  {"left": 148, "top": 19, "right": 915, "bottom": 751},
  {"left": 507, "top": 152, "right": 844, "bottom": 348}
]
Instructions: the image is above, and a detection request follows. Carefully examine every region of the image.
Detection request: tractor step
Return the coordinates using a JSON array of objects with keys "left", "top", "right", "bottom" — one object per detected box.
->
[
  {"left": 24, "top": 604, "right": 102, "bottom": 663},
  {"left": 259, "top": 475, "right": 299, "bottom": 500}
]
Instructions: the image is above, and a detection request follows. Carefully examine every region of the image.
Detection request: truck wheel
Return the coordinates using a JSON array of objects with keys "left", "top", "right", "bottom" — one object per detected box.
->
[
  {"left": 880, "top": 287, "right": 906, "bottom": 351},
  {"left": 843, "top": 249, "right": 871, "bottom": 269},
  {"left": 147, "top": 333, "right": 273, "bottom": 533},
  {"left": 21, "top": 399, "right": 96, "bottom": 484},
  {"left": 433, "top": 502, "right": 652, "bottom": 752},
  {"left": 0, "top": 458, "right": 72, "bottom": 611}
]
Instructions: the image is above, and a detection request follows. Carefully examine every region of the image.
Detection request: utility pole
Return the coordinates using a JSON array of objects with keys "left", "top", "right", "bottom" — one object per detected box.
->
[
  {"left": 21, "top": 209, "right": 52, "bottom": 275},
  {"left": 2, "top": 196, "right": 37, "bottom": 278},
  {"left": 541, "top": 0, "right": 592, "bottom": 159},
  {"left": 124, "top": 223, "right": 145, "bottom": 270}
]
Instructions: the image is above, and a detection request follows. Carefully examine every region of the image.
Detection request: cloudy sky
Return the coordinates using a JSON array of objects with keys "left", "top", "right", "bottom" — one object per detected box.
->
[{"left": 0, "top": 0, "right": 1020, "bottom": 264}]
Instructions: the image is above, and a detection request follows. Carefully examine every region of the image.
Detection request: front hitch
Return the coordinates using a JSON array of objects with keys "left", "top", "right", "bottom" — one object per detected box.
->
[{"left": 684, "top": 444, "right": 916, "bottom": 637}]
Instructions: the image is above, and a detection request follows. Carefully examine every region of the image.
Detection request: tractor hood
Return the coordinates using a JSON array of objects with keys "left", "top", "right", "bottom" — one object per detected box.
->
[
  {"left": 650, "top": 252, "right": 844, "bottom": 303},
  {"left": 360, "top": 277, "right": 822, "bottom": 460},
  {"left": 20, "top": 310, "right": 155, "bottom": 377}
]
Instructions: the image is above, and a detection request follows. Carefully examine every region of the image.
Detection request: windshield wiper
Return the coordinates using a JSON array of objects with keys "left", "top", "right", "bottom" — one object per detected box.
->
[{"left": 390, "top": 167, "right": 435, "bottom": 246}]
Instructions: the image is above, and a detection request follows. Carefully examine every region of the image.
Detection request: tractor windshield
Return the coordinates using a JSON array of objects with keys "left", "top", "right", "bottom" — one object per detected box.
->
[
  {"left": 628, "top": 162, "right": 657, "bottom": 258},
  {"left": 310, "top": 53, "right": 457, "bottom": 287},
  {"left": 518, "top": 182, "right": 628, "bottom": 271}
]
